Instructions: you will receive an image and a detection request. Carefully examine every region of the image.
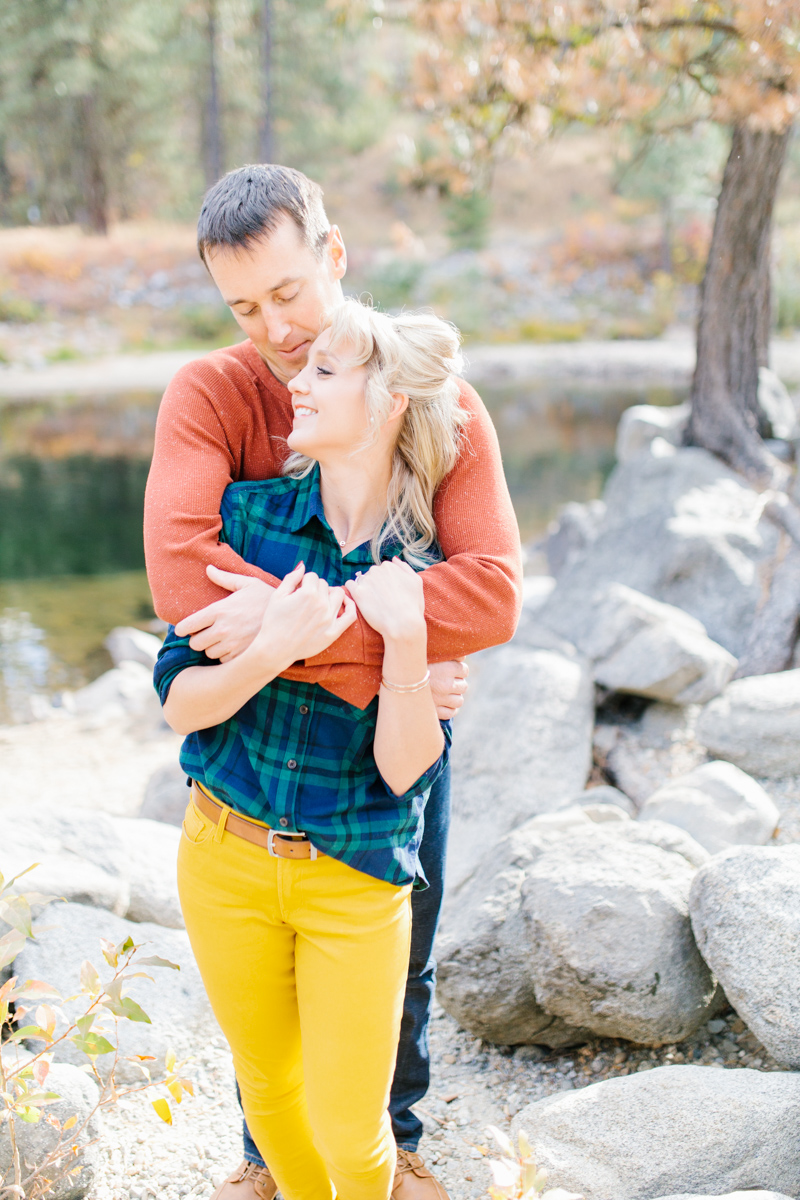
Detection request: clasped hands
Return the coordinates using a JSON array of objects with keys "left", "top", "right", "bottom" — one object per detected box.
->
[{"left": 173, "top": 562, "right": 469, "bottom": 719}]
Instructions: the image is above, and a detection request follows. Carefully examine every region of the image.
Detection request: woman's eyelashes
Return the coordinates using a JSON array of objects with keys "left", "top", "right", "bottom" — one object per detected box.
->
[{"left": 316, "top": 366, "right": 333, "bottom": 377}]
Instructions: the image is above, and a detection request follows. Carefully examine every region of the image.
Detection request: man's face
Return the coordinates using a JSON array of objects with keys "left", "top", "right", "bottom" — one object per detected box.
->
[{"left": 205, "top": 214, "right": 347, "bottom": 384}]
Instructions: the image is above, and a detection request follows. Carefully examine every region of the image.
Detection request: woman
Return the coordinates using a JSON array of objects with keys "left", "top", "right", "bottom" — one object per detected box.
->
[{"left": 154, "top": 299, "right": 468, "bottom": 1200}]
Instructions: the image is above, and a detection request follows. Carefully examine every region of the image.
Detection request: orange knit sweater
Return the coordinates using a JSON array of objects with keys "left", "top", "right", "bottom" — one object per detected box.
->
[{"left": 143, "top": 339, "right": 522, "bottom": 708}]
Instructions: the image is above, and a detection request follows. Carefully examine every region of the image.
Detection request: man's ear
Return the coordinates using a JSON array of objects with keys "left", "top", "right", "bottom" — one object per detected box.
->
[{"left": 327, "top": 225, "right": 347, "bottom": 280}]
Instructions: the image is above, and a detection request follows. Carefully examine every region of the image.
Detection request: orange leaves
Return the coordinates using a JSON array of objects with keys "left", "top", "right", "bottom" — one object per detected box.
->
[{"left": 408, "top": 0, "right": 800, "bottom": 185}]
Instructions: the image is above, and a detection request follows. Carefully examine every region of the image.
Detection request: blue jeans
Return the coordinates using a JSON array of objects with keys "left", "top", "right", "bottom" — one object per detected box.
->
[{"left": 241, "top": 764, "right": 451, "bottom": 1163}]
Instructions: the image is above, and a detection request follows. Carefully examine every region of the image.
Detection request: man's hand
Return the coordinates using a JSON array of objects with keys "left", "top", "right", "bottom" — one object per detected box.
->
[
  {"left": 174, "top": 565, "right": 275, "bottom": 662},
  {"left": 428, "top": 660, "right": 469, "bottom": 720}
]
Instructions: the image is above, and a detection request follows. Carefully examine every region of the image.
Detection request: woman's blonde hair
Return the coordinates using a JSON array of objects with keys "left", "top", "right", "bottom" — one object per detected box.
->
[{"left": 284, "top": 299, "right": 469, "bottom": 567}]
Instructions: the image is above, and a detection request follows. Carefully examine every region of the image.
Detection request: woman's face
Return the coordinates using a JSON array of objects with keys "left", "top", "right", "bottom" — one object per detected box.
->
[{"left": 287, "top": 328, "right": 372, "bottom": 461}]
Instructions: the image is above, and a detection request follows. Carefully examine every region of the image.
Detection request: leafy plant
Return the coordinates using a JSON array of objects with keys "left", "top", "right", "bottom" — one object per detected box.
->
[
  {"left": 0, "top": 295, "right": 42, "bottom": 324},
  {"left": 484, "top": 1126, "right": 584, "bottom": 1200},
  {"left": 445, "top": 192, "right": 491, "bottom": 252},
  {"left": 359, "top": 260, "right": 425, "bottom": 312},
  {"left": 0, "top": 865, "right": 193, "bottom": 1200}
]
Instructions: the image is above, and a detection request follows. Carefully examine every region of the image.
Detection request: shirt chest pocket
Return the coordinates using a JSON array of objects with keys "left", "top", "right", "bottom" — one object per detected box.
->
[{"left": 339, "top": 712, "right": 376, "bottom": 773}]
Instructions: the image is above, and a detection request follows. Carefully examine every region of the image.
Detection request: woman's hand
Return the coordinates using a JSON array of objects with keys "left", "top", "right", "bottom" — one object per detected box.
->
[
  {"left": 344, "top": 559, "right": 426, "bottom": 644},
  {"left": 253, "top": 563, "right": 356, "bottom": 666},
  {"left": 164, "top": 563, "right": 356, "bottom": 736}
]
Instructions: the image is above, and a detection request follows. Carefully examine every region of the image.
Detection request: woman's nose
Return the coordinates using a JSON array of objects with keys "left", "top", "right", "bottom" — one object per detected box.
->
[{"left": 288, "top": 370, "right": 309, "bottom": 395}]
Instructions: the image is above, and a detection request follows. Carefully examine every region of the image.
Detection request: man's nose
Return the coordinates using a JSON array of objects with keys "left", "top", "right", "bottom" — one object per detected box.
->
[{"left": 265, "top": 314, "right": 293, "bottom": 345}]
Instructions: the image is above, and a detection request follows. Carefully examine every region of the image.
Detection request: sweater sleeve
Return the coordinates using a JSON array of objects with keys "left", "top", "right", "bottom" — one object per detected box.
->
[
  {"left": 304, "top": 379, "right": 523, "bottom": 668},
  {"left": 144, "top": 356, "right": 282, "bottom": 625}
]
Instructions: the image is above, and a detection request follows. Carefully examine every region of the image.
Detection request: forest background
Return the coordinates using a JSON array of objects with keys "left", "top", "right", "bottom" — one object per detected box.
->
[
  {"left": 4, "top": 0, "right": 800, "bottom": 713},
  {"left": 5, "top": 0, "right": 800, "bottom": 364}
]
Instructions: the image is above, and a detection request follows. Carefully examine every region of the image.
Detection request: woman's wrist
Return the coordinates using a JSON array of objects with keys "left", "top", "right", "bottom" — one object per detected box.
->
[
  {"left": 381, "top": 625, "right": 429, "bottom": 687},
  {"left": 381, "top": 617, "right": 428, "bottom": 648},
  {"left": 242, "top": 631, "right": 295, "bottom": 684}
]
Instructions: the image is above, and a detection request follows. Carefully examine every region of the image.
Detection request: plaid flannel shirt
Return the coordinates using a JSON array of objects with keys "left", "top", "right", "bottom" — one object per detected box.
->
[{"left": 153, "top": 465, "right": 450, "bottom": 887}]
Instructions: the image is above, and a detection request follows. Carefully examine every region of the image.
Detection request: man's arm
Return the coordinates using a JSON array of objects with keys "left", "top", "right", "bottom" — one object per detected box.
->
[{"left": 144, "top": 353, "right": 282, "bottom": 625}]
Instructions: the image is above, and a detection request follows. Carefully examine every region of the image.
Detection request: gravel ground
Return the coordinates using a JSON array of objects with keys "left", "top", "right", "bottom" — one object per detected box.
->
[
  {"left": 86, "top": 997, "right": 786, "bottom": 1200},
  {"left": 3, "top": 716, "right": 797, "bottom": 1200}
]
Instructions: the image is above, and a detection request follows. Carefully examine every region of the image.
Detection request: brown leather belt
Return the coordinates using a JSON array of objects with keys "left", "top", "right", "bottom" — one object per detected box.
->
[{"left": 192, "top": 783, "right": 324, "bottom": 861}]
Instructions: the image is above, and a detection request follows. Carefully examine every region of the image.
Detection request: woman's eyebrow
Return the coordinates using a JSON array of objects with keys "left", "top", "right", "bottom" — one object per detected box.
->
[{"left": 314, "top": 349, "right": 340, "bottom": 364}]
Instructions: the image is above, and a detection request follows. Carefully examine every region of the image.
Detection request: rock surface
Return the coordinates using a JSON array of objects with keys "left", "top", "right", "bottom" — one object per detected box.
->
[
  {"left": 544, "top": 582, "right": 736, "bottom": 704},
  {"left": 437, "top": 809, "right": 715, "bottom": 1047},
  {"left": 696, "top": 670, "right": 800, "bottom": 777},
  {"left": 104, "top": 626, "right": 163, "bottom": 669},
  {"left": 0, "top": 1058, "right": 99, "bottom": 1200},
  {"left": 15, "top": 903, "right": 215, "bottom": 1083},
  {"left": 67, "top": 660, "right": 163, "bottom": 725},
  {"left": 653, "top": 1193, "right": 795, "bottom": 1200},
  {"left": 140, "top": 760, "right": 190, "bottom": 827},
  {"left": 690, "top": 845, "right": 800, "bottom": 1068},
  {"left": 615, "top": 403, "right": 689, "bottom": 463},
  {"left": 595, "top": 702, "right": 709, "bottom": 808},
  {"left": 537, "top": 443, "right": 781, "bottom": 659},
  {"left": 572, "top": 785, "right": 637, "bottom": 817},
  {"left": 522, "top": 824, "right": 715, "bottom": 1045},
  {"left": 513, "top": 1065, "right": 800, "bottom": 1200},
  {"left": 447, "top": 629, "right": 594, "bottom": 890},
  {"left": 0, "top": 803, "right": 183, "bottom": 928},
  {"left": 639, "top": 761, "right": 779, "bottom": 854}
]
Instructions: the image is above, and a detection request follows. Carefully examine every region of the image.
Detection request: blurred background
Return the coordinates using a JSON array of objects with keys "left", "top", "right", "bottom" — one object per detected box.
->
[{"left": 1, "top": 0, "right": 800, "bottom": 722}]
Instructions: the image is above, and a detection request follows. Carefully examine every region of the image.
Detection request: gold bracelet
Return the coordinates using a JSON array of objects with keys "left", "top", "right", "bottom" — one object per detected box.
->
[{"left": 380, "top": 669, "right": 431, "bottom": 694}]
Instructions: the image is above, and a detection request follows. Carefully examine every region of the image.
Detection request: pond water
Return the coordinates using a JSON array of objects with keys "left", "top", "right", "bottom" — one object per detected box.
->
[{"left": 0, "top": 379, "right": 684, "bottom": 722}]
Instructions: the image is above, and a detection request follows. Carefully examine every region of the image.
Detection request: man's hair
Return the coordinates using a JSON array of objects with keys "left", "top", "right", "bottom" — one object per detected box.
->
[{"left": 197, "top": 164, "right": 330, "bottom": 264}]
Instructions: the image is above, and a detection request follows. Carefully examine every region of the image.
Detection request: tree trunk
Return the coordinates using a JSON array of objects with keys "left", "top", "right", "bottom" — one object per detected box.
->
[
  {"left": 79, "top": 93, "right": 108, "bottom": 234},
  {"left": 203, "top": 0, "right": 223, "bottom": 187},
  {"left": 258, "top": 0, "right": 274, "bottom": 161},
  {"left": 685, "top": 124, "right": 791, "bottom": 484}
]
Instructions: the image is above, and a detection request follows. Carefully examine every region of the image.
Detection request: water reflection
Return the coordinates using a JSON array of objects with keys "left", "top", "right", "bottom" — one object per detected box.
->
[
  {"left": 0, "top": 380, "right": 685, "bottom": 722},
  {"left": 0, "top": 610, "right": 51, "bottom": 723}
]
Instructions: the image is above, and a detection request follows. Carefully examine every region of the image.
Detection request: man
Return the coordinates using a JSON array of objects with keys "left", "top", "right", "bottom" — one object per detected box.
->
[{"left": 144, "top": 164, "right": 522, "bottom": 1200}]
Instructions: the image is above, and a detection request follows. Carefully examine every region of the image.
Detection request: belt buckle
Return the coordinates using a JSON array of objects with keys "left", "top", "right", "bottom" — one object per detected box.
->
[{"left": 267, "top": 828, "right": 318, "bottom": 860}]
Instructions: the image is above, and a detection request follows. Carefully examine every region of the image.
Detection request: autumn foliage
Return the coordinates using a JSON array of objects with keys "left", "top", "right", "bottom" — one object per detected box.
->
[{"left": 409, "top": 1, "right": 800, "bottom": 193}]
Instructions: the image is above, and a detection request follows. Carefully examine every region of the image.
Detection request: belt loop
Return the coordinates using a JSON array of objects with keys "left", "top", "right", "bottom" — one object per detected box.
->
[{"left": 213, "top": 803, "right": 231, "bottom": 843}]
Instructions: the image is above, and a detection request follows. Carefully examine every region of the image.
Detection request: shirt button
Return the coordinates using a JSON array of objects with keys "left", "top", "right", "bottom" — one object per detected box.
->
[
  {"left": 287, "top": 759, "right": 298, "bottom": 770},
  {"left": 279, "top": 817, "right": 289, "bottom": 827},
  {"left": 299, "top": 705, "right": 309, "bottom": 715}
]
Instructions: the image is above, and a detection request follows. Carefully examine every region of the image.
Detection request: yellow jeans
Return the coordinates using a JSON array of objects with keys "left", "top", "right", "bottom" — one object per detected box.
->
[{"left": 177, "top": 800, "right": 412, "bottom": 1200}]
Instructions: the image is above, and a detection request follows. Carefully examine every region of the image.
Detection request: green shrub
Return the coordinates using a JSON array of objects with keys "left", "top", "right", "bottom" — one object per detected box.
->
[
  {"left": 359, "top": 260, "right": 425, "bottom": 312},
  {"left": 0, "top": 295, "right": 42, "bottom": 324},
  {"left": 0, "top": 866, "right": 193, "bottom": 1199},
  {"left": 776, "top": 286, "right": 800, "bottom": 332},
  {"left": 179, "top": 304, "right": 239, "bottom": 343},
  {"left": 445, "top": 192, "right": 492, "bottom": 251}
]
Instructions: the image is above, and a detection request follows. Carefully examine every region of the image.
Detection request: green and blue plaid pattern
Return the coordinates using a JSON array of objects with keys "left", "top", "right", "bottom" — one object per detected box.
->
[{"left": 153, "top": 465, "right": 449, "bottom": 887}]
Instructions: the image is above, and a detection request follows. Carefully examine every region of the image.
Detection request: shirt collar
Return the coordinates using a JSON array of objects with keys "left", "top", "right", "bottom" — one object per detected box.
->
[
  {"left": 287, "top": 463, "right": 327, "bottom": 534},
  {"left": 287, "top": 462, "right": 398, "bottom": 564}
]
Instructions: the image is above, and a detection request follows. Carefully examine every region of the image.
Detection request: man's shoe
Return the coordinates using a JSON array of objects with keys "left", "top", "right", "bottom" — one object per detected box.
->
[
  {"left": 210, "top": 1160, "right": 278, "bottom": 1200},
  {"left": 392, "top": 1148, "right": 451, "bottom": 1200}
]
